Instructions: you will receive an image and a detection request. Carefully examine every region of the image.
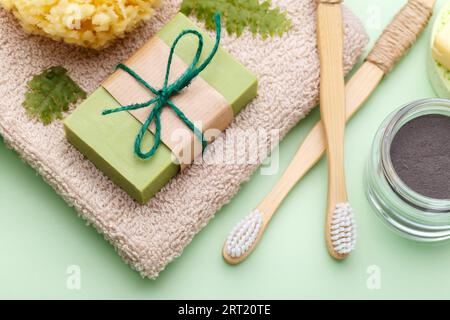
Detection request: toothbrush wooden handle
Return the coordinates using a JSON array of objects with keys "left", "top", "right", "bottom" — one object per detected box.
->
[{"left": 317, "top": 2, "right": 347, "bottom": 207}]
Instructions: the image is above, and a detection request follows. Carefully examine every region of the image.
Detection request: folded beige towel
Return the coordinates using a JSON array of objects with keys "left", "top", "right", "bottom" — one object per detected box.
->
[{"left": 0, "top": 0, "right": 368, "bottom": 279}]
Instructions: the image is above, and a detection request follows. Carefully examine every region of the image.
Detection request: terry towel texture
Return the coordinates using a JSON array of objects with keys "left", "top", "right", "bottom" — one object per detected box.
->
[{"left": 0, "top": 0, "right": 368, "bottom": 279}]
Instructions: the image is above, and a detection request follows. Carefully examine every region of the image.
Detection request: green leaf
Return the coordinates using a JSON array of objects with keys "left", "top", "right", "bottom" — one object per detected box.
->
[
  {"left": 180, "top": 0, "right": 292, "bottom": 39},
  {"left": 23, "top": 66, "right": 86, "bottom": 125}
]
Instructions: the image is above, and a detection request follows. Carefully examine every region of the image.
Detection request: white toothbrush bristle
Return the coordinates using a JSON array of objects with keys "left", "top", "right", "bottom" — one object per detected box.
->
[
  {"left": 226, "top": 210, "right": 264, "bottom": 258},
  {"left": 330, "top": 202, "right": 356, "bottom": 255}
]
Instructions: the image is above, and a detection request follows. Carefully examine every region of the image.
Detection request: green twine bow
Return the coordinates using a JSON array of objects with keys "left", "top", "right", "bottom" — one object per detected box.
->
[{"left": 102, "top": 13, "right": 222, "bottom": 160}]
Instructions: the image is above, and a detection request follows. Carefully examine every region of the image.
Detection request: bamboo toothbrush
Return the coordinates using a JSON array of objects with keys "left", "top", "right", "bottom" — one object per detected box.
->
[
  {"left": 223, "top": 0, "right": 436, "bottom": 264},
  {"left": 316, "top": 0, "right": 354, "bottom": 260}
]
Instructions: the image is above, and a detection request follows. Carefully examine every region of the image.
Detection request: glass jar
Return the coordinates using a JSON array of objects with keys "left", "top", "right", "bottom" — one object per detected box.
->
[{"left": 365, "top": 98, "right": 450, "bottom": 242}]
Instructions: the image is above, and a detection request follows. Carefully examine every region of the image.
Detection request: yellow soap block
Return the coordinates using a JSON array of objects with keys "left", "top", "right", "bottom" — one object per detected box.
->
[{"left": 432, "top": 24, "right": 450, "bottom": 71}]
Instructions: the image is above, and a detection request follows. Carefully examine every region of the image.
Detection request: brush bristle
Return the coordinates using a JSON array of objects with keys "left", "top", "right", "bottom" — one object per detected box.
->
[
  {"left": 226, "top": 210, "right": 263, "bottom": 258},
  {"left": 330, "top": 202, "right": 356, "bottom": 255}
]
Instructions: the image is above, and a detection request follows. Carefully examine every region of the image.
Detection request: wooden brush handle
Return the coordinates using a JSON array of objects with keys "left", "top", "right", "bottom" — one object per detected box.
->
[{"left": 317, "top": 2, "right": 347, "bottom": 210}]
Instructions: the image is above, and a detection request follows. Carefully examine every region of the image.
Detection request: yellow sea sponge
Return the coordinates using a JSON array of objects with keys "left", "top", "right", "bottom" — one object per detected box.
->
[{"left": 0, "top": 0, "right": 161, "bottom": 49}]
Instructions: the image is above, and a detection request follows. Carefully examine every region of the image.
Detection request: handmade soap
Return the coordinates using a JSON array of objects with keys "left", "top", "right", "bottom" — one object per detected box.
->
[
  {"left": 64, "top": 13, "right": 258, "bottom": 204},
  {"left": 432, "top": 24, "right": 450, "bottom": 71},
  {"left": 429, "top": 1, "right": 450, "bottom": 99},
  {"left": 390, "top": 114, "right": 450, "bottom": 200}
]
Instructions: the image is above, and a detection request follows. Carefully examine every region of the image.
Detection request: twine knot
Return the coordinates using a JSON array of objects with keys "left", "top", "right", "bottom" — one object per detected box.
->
[
  {"left": 157, "top": 89, "right": 171, "bottom": 102},
  {"left": 102, "top": 13, "right": 222, "bottom": 160}
]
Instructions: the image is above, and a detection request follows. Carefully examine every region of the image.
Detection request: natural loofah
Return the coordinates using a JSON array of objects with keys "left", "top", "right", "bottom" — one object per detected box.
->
[
  {"left": 0, "top": 0, "right": 161, "bottom": 49},
  {"left": 0, "top": 0, "right": 368, "bottom": 279}
]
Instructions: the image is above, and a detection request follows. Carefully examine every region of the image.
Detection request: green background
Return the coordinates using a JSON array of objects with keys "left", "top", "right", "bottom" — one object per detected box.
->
[{"left": 0, "top": 0, "right": 448, "bottom": 299}]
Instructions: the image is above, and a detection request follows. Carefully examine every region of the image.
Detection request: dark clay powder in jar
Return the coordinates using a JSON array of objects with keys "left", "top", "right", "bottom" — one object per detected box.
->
[
  {"left": 390, "top": 114, "right": 450, "bottom": 200},
  {"left": 366, "top": 99, "right": 450, "bottom": 242}
]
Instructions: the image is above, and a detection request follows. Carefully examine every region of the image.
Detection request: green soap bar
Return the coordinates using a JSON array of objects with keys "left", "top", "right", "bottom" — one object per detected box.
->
[
  {"left": 64, "top": 13, "right": 258, "bottom": 204},
  {"left": 65, "top": 88, "right": 179, "bottom": 204}
]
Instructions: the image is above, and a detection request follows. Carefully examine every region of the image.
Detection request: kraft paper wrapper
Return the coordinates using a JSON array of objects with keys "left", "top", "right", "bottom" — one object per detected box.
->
[{"left": 103, "top": 37, "right": 234, "bottom": 169}]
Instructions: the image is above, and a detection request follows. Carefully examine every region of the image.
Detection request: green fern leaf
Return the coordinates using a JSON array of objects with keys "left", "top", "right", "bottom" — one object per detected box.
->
[
  {"left": 23, "top": 66, "right": 86, "bottom": 125},
  {"left": 180, "top": 0, "right": 292, "bottom": 39}
]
